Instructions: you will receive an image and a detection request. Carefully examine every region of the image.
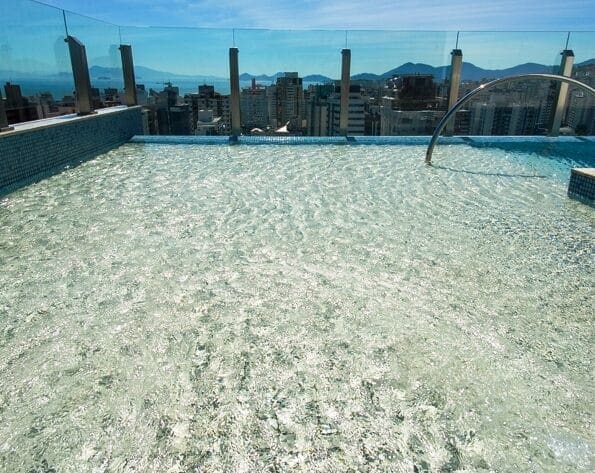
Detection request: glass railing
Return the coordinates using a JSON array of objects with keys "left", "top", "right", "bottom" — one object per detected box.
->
[
  {"left": 0, "top": 0, "right": 73, "bottom": 124},
  {"left": 64, "top": 11, "right": 123, "bottom": 108},
  {"left": 456, "top": 32, "right": 568, "bottom": 136},
  {"left": 347, "top": 31, "right": 458, "bottom": 136},
  {"left": 1, "top": 0, "right": 593, "bottom": 136},
  {"left": 235, "top": 29, "right": 344, "bottom": 135},
  {"left": 119, "top": 26, "right": 233, "bottom": 135}
]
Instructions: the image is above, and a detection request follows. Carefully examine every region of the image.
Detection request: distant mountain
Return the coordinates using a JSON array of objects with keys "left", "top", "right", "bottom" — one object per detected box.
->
[
  {"left": 239, "top": 72, "right": 334, "bottom": 83},
  {"left": 303, "top": 74, "right": 333, "bottom": 82},
  {"left": 239, "top": 72, "right": 283, "bottom": 81},
  {"left": 493, "top": 62, "right": 555, "bottom": 77},
  {"left": 352, "top": 62, "right": 443, "bottom": 81},
  {"left": 384, "top": 62, "right": 444, "bottom": 78},
  {"left": 350, "top": 73, "right": 383, "bottom": 81},
  {"left": 351, "top": 61, "right": 562, "bottom": 82},
  {"left": 576, "top": 58, "right": 595, "bottom": 67},
  {"left": 1, "top": 57, "right": 592, "bottom": 91}
]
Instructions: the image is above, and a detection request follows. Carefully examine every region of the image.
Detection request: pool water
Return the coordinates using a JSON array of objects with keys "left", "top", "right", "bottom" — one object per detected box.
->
[{"left": 0, "top": 143, "right": 593, "bottom": 472}]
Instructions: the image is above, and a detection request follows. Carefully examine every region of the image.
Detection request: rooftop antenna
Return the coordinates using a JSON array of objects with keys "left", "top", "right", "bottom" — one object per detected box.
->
[
  {"left": 455, "top": 31, "right": 459, "bottom": 49},
  {"left": 233, "top": 29, "right": 235, "bottom": 47},
  {"left": 564, "top": 32, "right": 570, "bottom": 50},
  {"left": 345, "top": 30, "right": 348, "bottom": 49}
]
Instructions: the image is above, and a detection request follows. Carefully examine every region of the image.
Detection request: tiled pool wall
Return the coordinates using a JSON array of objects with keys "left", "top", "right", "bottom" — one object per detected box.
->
[
  {"left": 568, "top": 168, "right": 595, "bottom": 206},
  {"left": 0, "top": 106, "right": 143, "bottom": 196}
]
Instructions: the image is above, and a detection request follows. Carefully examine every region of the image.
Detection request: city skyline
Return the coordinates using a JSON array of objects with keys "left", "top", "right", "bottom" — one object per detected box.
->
[
  {"left": 5, "top": 56, "right": 595, "bottom": 100},
  {"left": 5, "top": 59, "right": 593, "bottom": 137}
]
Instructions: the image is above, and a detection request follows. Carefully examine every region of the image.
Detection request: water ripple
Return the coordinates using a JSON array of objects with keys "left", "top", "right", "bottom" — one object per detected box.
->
[{"left": 0, "top": 143, "right": 593, "bottom": 472}]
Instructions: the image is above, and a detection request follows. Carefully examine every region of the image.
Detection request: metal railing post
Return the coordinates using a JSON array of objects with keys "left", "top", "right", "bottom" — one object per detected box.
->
[
  {"left": 119, "top": 44, "right": 137, "bottom": 106},
  {"left": 550, "top": 49, "right": 574, "bottom": 136},
  {"left": 0, "top": 89, "right": 14, "bottom": 132},
  {"left": 65, "top": 35, "right": 94, "bottom": 115},
  {"left": 339, "top": 48, "right": 351, "bottom": 136},
  {"left": 445, "top": 48, "right": 463, "bottom": 136},
  {"left": 229, "top": 47, "right": 241, "bottom": 138}
]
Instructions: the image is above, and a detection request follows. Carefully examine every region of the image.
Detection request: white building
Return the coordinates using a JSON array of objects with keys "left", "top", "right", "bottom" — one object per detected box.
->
[{"left": 328, "top": 85, "right": 365, "bottom": 136}]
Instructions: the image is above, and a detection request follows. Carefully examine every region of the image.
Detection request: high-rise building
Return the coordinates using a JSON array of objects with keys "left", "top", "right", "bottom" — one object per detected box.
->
[
  {"left": 359, "top": 86, "right": 383, "bottom": 136},
  {"left": 275, "top": 73, "right": 305, "bottom": 132},
  {"left": 155, "top": 82, "right": 179, "bottom": 108},
  {"left": 89, "top": 87, "right": 103, "bottom": 109},
  {"left": 4, "top": 82, "right": 38, "bottom": 123},
  {"left": 240, "top": 81, "right": 269, "bottom": 131},
  {"left": 466, "top": 83, "right": 545, "bottom": 135},
  {"left": 34, "top": 92, "right": 57, "bottom": 119},
  {"left": 391, "top": 75, "right": 442, "bottom": 111},
  {"left": 379, "top": 75, "right": 446, "bottom": 135},
  {"left": 187, "top": 85, "right": 230, "bottom": 134},
  {"left": 566, "top": 91, "right": 595, "bottom": 135},
  {"left": 103, "top": 88, "right": 121, "bottom": 106},
  {"left": 305, "top": 84, "right": 333, "bottom": 136},
  {"left": 195, "top": 110, "right": 223, "bottom": 135},
  {"left": 328, "top": 84, "right": 365, "bottom": 136},
  {"left": 4, "top": 82, "right": 24, "bottom": 109},
  {"left": 144, "top": 82, "right": 188, "bottom": 135},
  {"left": 380, "top": 104, "right": 444, "bottom": 135},
  {"left": 157, "top": 104, "right": 191, "bottom": 135},
  {"left": 198, "top": 84, "right": 215, "bottom": 97},
  {"left": 469, "top": 102, "right": 495, "bottom": 135},
  {"left": 566, "top": 64, "right": 595, "bottom": 135},
  {"left": 266, "top": 85, "right": 277, "bottom": 129}
]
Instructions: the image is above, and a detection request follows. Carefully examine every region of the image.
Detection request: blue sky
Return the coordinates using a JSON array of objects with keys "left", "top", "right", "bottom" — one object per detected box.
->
[
  {"left": 2, "top": 0, "right": 594, "bottom": 79},
  {"left": 37, "top": 0, "right": 595, "bottom": 30}
]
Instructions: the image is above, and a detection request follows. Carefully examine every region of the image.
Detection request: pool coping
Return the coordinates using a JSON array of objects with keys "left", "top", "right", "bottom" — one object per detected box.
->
[
  {"left": 0, "top": 106, "right": 141, "bottom": 139},
  {"left": 129, "top": 135, "right": 595, "bottom": 145}
]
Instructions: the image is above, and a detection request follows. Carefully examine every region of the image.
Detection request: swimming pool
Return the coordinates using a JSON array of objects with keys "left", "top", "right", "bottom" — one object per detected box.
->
[{"left": 0, "top": 141, "right": 593, "bottom": 471}]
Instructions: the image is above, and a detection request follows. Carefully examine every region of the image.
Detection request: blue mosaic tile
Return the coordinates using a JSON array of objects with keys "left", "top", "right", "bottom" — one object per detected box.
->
[
  {"left": 568, "top": 169, "right": 595, "bottom": 207},
  {"left": 0, "top": 107, "right": 143, "bottom": 196}
]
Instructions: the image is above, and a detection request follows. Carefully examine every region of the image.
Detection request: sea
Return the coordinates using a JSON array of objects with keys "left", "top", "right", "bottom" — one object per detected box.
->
[{"left": 11, "top": 77, "right": 326, "bottom": 100}]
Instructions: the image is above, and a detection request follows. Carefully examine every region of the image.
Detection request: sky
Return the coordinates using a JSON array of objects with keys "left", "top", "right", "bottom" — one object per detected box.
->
[
  {"left": 2, "top": 0, "right": 594, "bottom": 79},
  {"left": 35, "top": 0, "right": 595, "bottom": 30}
]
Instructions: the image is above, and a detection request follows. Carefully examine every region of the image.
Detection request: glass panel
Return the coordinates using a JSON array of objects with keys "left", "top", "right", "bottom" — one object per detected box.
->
[
  {"left": 458, "top": 31, "right": 567, "bottom": 75},
  {"left": 234, "top": 29, "right": 344, "bottom": 135},
  {"left": 64, "top": 11, "right": 123, "bottom": 109},
  {"left": 347, "top": 30, "right": 457, "bottom": 135},
  {"left": 120, "top": 27, "right": 233, "bottom": 135},
  {"left": 567, "top": 32, "right": 595, "bottom": 135},
  {"left": 0, "top": 0, "right": 73, "bottom": 124},
  {"left": 456, "top": 32, "right": 569, "bottom": 136}
]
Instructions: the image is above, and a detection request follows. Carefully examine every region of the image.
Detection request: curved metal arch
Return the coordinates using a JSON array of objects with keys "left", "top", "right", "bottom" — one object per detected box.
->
[{"left": 425, "top": 73, "right": 595, "bottom": 164}]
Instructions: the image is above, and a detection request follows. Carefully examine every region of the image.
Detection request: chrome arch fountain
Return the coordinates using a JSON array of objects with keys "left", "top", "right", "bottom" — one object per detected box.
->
[{"left": 425, "top": 74, "right": 595, "bottom": 164}]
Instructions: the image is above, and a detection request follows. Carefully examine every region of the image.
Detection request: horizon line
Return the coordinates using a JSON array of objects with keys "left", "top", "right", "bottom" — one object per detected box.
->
[{"left": 5, "top": 57, "right": 594, "bottom": 80}]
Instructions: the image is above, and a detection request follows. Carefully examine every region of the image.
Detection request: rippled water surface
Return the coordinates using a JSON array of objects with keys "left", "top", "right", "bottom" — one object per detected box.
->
[{"left": 0, "top": 143, "right": 593, "bottom": 472}]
